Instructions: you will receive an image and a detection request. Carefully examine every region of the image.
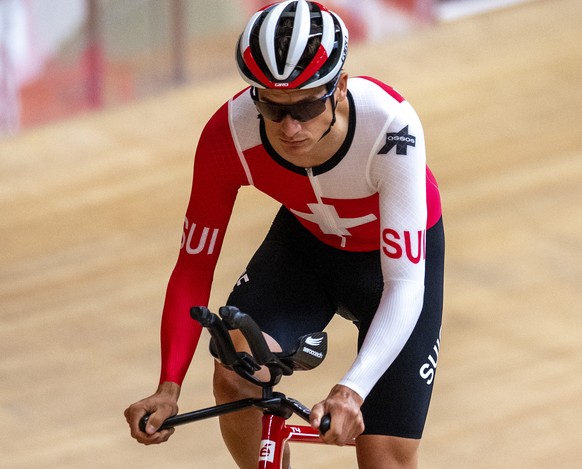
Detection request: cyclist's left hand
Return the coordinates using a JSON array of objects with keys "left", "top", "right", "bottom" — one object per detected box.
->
[{"left": 310, "top": 384, "right": 364, "bottom": 446}]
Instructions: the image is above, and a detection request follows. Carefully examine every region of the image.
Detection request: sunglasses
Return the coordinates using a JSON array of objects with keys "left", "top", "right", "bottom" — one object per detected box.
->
[{"left": 251, "top": 77, "right": 339, "bottom": 123}]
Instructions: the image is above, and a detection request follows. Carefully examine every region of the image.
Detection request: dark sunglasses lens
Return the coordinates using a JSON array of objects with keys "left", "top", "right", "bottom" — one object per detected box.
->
[
  {"left": 294, "top": 100, "right": 327, "bottom": 121},
  {"left": 254, "top": 102, "right": 285, "bottom": 122},
  {"left": 255, "top": 99, "right": 327, "bottom": 122}
]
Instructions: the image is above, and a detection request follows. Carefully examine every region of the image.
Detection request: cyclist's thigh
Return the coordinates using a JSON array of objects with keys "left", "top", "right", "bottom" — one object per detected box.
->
[
  {"left": 359, "top": 217, "right": 445, "bottom": 438},
  {"left": 314, "top": 244, "right": 384, "bottom": 325},
  {"left": 227, "top": 207, "right": 336, "bottom": 352}
]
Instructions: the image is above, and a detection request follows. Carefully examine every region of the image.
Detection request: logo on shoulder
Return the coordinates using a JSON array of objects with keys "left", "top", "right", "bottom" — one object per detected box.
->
[{"left": 378, "top": 125, "right": 416, "bottom": 156}]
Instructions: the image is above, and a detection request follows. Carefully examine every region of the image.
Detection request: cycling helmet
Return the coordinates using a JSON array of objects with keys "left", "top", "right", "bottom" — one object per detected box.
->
[{"left": 236, "top": 0, "right": 349, "bottom": 89}]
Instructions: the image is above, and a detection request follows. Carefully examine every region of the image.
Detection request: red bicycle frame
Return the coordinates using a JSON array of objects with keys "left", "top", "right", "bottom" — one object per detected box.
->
[{"left": 259, "top": 413, "right": 355, "bottom": 469}]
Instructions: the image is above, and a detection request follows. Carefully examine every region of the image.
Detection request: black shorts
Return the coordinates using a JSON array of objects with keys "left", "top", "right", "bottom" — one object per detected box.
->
[{"left": 227, "top": 206, "right": 445, "bottom": 439}]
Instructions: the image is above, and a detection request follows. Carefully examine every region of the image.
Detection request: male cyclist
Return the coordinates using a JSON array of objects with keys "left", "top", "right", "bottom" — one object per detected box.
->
[{"left": 125, "top": 1, "right": 444, "bottom": 468}]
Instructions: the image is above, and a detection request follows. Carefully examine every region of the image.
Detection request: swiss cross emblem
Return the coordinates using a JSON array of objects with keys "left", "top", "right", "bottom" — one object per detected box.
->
[
  {"left": 290, "top": 203, "right": 377, "bottom": 237},
  {"left": 378, "top": 125, "right": 416, "bottom": 155},
  {"left": 290, "top": 197, "right": 378, "bottom": 248}
]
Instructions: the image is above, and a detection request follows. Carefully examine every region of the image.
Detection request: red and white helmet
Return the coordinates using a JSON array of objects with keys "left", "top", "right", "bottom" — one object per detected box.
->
[{"left": 236, "top": 0, "right": 349, "bottom": 89}]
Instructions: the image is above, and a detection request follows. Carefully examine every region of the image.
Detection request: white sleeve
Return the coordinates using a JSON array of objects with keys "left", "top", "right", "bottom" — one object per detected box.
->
[{"left": 338, "top": 102, "right": 427, "bottom": 399}]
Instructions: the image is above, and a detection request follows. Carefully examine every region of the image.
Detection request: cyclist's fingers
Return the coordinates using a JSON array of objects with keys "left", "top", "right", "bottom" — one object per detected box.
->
[
  {"left": 126, "top": 406, "right": 175, "bottom": 444},
  {"left": 322, "top": 422, "right": 356, "bottom": 446},
  {"left": 320, "top": 407, "right": 363, "bottom": 445},
  {"left": 310, "top": 401, "right": 326, "bottom": 428},
  {"left": 144, "top": 405, "right": 177, "bottom": 435},
  {"left": 141, "top": 427, "right": 176, "bottom": 445},
  {"left": 132, "top": 427, "right": 175, "bottom": 445},
  {"left": 319, "top": 424, "right": 341, "bottom": 445},
  {"left": 125, "top": 399, "right": 175, "bottom": 438},
  {"left": 125, "top": 404, "right": 148, "bottom": 436}
]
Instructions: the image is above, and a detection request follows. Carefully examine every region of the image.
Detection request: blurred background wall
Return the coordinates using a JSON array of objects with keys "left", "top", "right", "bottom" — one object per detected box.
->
[{"left": 0, "top": 0, "right": 529, "bottom": 135}]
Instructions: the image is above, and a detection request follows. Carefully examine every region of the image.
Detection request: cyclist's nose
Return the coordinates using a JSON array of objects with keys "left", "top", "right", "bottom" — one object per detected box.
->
[{"left": 279, "top": 114, "right": 302, "bottom": 136}]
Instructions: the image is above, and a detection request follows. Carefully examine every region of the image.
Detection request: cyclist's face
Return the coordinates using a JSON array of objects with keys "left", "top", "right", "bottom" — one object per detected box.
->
[{"left": 258, "top": 76, "right": 347, "bottom": 162}]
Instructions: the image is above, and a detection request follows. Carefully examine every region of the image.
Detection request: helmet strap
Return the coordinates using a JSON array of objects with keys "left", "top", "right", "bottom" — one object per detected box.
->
[{"left": 318, "top": 95, "right": 337, "bottom": 141}]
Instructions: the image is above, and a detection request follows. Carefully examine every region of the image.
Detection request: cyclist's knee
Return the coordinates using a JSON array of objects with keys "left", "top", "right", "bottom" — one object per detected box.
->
[
  {"left": 212, "top": 328, "right": 283, "bottom": 403},
  {"left": 213, "top": 361, "right": 259, "bottom": 402},
  {"left": 356, "top": 435, "right": 419, "bottom": 469}
]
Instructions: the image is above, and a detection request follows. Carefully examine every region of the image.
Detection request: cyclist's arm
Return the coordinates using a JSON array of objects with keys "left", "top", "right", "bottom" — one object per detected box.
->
[
  {"left": 338, "top": 103, "right": 427, "bottom": 400},
  {"left": 158, "top": 101, "right": 248, "bottom": 387}
]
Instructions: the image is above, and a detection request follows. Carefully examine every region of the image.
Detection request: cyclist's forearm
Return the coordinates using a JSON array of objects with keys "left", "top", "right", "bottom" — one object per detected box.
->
[
  {"left": 158, "top": 267, "right": 211, "bottom": 384},
  {"left": 159, "top": 305, "right": 203, "bottom": 385},
  {"left": 338, "top": 279, "right": 424, "bottom": 399}
]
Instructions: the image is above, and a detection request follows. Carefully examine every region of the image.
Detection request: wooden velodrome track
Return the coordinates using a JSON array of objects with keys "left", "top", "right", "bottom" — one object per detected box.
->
[{"left": 2, "top": 0, "right": 581, "bottom": 467}]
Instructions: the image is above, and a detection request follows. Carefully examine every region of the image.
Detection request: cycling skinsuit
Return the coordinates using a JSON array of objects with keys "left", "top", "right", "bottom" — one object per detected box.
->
[{"left": 159, "top": 76, "right": 444, "bottom": 438}]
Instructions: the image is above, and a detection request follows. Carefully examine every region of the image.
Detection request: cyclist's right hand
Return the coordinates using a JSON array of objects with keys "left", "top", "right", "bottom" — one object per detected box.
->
[{"left": 124, "top": 381, "right": 180, "bottom": 445}]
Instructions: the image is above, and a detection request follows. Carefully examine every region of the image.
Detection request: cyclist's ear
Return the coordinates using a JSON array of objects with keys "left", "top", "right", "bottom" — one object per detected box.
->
[{"left": 336, "top": 72, "right": 349, "bottom": 102}]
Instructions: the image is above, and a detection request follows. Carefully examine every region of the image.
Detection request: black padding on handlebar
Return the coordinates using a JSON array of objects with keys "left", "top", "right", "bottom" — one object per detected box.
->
[
  {"left": 190, "top": 306, "right": 253, "bottom": 371},
  {"left": 219, "top": 306, "right": 273, "bottom": 365},
  {"left": 320, "top": 415, "right": 331, "bottom": 435},
  {"left": 139, "top": 414, "right": 149, "bottom": 433},
  {"left": 281, "top": 332, "right": 327, "bottom": 370}
]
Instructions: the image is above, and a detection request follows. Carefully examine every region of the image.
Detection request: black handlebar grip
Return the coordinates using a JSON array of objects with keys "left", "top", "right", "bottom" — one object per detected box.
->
[
  {"left": 319, "top": 414, "right": 331, "bottom": 435},
  {"left": 139, "top": 414, "right": 150, "bottom": 433}
]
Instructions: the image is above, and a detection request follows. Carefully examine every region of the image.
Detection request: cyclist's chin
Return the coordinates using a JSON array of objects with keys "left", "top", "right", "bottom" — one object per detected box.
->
[
  {"left": 279, "top": 137, "right": 309, "bottom": 150},
  {"left": 277, "top": 138, "right": 314, "bottom": 159}
]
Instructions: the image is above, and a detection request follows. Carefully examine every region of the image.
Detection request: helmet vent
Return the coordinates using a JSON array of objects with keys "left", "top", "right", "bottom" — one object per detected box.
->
[{"left": 237, "top": 0, "right": 349, "bottom": 89}]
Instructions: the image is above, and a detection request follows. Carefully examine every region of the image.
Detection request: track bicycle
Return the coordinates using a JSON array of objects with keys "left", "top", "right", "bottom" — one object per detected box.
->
[{"left": 140, "top": 305, "right": 355, "bottom": 468}]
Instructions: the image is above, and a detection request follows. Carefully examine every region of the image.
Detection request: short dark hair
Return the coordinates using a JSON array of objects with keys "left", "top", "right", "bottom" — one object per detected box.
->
[{"left": 275, "top": 17, "right": 322, "bottom": 73}]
